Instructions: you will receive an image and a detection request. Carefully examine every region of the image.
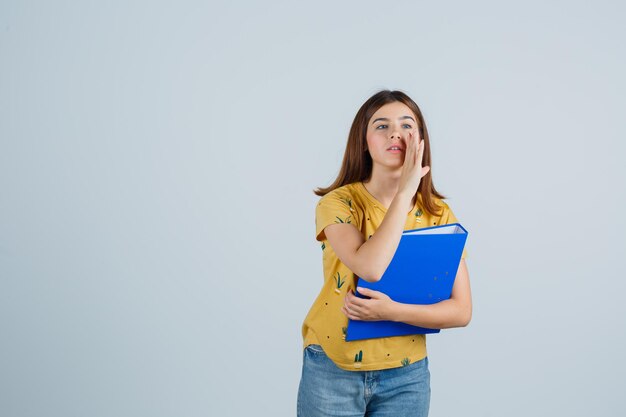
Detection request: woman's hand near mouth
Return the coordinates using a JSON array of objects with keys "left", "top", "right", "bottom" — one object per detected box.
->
[{"left": 397, "top": 129, "right": 429, "bottom": 197}]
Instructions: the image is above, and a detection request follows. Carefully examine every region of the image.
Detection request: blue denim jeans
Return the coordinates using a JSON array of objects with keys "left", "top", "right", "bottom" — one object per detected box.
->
[{"left": 297, "top": 344, "right": 431, "bottom": 417}]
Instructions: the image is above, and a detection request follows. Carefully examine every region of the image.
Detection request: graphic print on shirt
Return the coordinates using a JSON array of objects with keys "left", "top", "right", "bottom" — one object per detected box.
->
[
  {"left": 334, "top": 272, "right": 347, "bottom": 294},
  {"left": 414, "top": 208, "right": 423, "bottom": 223},
  {"left": 339, "top": 196, "right": 356, "bottom": 213},
  {"left": 354, "top": 350, "right": 363, "bottom": 368},
  {"left": 335, "top": 215, "right": 352, "bottom": 224},
  {"left": 401, "top": 357, "right": 411, "bottom": 367}
]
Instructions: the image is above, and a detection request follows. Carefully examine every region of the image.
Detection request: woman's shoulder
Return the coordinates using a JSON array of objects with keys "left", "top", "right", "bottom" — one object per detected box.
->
[
  {"left": 315, "top": 183, "right": 364, "bottom": 221},
  {"left": 416, "top": 194, "right": 452, "bottom": 219},
  {"left": 318, "top": 182, "right": 360, "bottom": 203},
  {"left": 432, "top": 196, "right": 448, "bottom": 209},
  {"left": 430, "top": 197, "right": 463, "bottom": 223},
  {"left": 437, "top": 197, "right": 461, "bottom": 212}
]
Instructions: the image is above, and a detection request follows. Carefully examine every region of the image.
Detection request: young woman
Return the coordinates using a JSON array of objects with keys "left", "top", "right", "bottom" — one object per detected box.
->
[{"left": 297, "top": 90, "right": 472, "bottom": 417}]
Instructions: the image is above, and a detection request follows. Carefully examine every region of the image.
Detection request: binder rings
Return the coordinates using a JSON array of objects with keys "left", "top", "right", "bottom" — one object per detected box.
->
[{"left": 345, "top": 223, "right": 468, "bottom": 342}]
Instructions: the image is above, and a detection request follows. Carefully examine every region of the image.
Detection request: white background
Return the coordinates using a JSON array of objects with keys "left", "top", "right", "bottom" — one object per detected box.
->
[{"left": 1, "top": 1, "right": 625, "bottom": 416}]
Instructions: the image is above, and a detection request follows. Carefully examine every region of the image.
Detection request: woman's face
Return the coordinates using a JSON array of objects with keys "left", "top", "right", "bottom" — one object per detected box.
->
[{"left": 365, "top": 101, "right": 418, "bottom": 170}]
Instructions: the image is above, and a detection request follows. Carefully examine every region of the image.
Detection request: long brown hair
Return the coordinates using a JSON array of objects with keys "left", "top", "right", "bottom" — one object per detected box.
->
[{"left": 313, "top": 89, "right": 447, "bottom": 217}]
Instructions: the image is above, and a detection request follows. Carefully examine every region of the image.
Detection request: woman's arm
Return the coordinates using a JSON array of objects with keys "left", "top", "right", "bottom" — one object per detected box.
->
[
  {"left": 391, "top": 259, "right": 472, "bottom": 328},
  {"left": 324, "top": 133, "right": 427, "bottom": 283},
  {"left": 342, "top": 259, "right": 472, "bottom": 329},
  {"left": 324, "top": 189, "right": 413, "bottom": 283}
]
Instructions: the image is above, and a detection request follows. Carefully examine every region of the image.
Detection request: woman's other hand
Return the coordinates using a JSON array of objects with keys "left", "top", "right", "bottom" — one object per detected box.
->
[{"left": 341, "top": 287, "right": 396, "bottom": 321}]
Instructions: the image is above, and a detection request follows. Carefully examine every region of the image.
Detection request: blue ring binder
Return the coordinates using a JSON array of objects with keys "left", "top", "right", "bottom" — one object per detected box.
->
[{"left": 345, "top": 223, "right": 468, "bottom": 341}]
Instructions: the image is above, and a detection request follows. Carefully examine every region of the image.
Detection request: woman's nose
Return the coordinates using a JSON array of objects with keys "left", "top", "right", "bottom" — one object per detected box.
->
[{"left": 390, "top": 130, "right": 403, "bottom": 140}]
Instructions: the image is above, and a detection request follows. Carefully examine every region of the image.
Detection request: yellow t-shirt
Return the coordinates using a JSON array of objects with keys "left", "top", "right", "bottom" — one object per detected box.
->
[{"left": 301, "top": 181, "right": 467, "bottom": 371}]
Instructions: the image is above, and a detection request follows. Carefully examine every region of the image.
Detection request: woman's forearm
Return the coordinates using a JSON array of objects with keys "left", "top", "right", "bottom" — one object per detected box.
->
[
  {"left": 388, "top": 299, "right": 471, "bottom": 329},
  {"left": 355, "top": 191, "right": 414, "bottom": 282}
]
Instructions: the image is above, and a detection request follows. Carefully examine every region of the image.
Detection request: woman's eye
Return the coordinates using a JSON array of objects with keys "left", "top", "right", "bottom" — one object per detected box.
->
[{"left": 375, "top": 124, "right": 412, "bottom": 129}]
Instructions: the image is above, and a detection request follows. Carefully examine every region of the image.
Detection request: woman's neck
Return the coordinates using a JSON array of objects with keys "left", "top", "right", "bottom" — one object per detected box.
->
[{"left": 362, "top": 169, "right": 415, "bottom": 211}]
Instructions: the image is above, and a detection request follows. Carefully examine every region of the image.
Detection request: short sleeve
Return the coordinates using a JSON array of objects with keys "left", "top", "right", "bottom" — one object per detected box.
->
[
  {"left": 315, "top": 191, "right": 357, "bottom": 242},
  {"left": 441, "top": 202, "right": 467, "bottom": 260}
]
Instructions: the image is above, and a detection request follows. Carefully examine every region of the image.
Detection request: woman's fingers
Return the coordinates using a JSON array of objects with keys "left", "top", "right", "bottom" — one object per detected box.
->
[
  {"left": 344, "top": 300, "right": 359, "bottom": 313},
  {"left": 345, "top": 292, "right": 368, "bottom": 314},
  {"left": 345, "top": 290, "right": 364, "bottom": 308},
  {"left": 398, "top": 128, "right": 424, "bottom": 196},
  {"left": 417, "top": 138, "right": 425, "bottom": 166},
  {"left": 342, "top": 302, "right": 362, "bottom": 319},
  {"left": 408, "top": 131, "right": 417, "bottom": 166},
  {"left": 417, "top": 142, "right": 429, "bottom": 179},
  {"left": 342, "top": 305, "right": 360, "bottom": 320},
  {"left": 341, "top": 305, "right": 353, "bottom": 319},
  {"left": 415, "top": 138, "right": 420, "bottom": 166}
]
